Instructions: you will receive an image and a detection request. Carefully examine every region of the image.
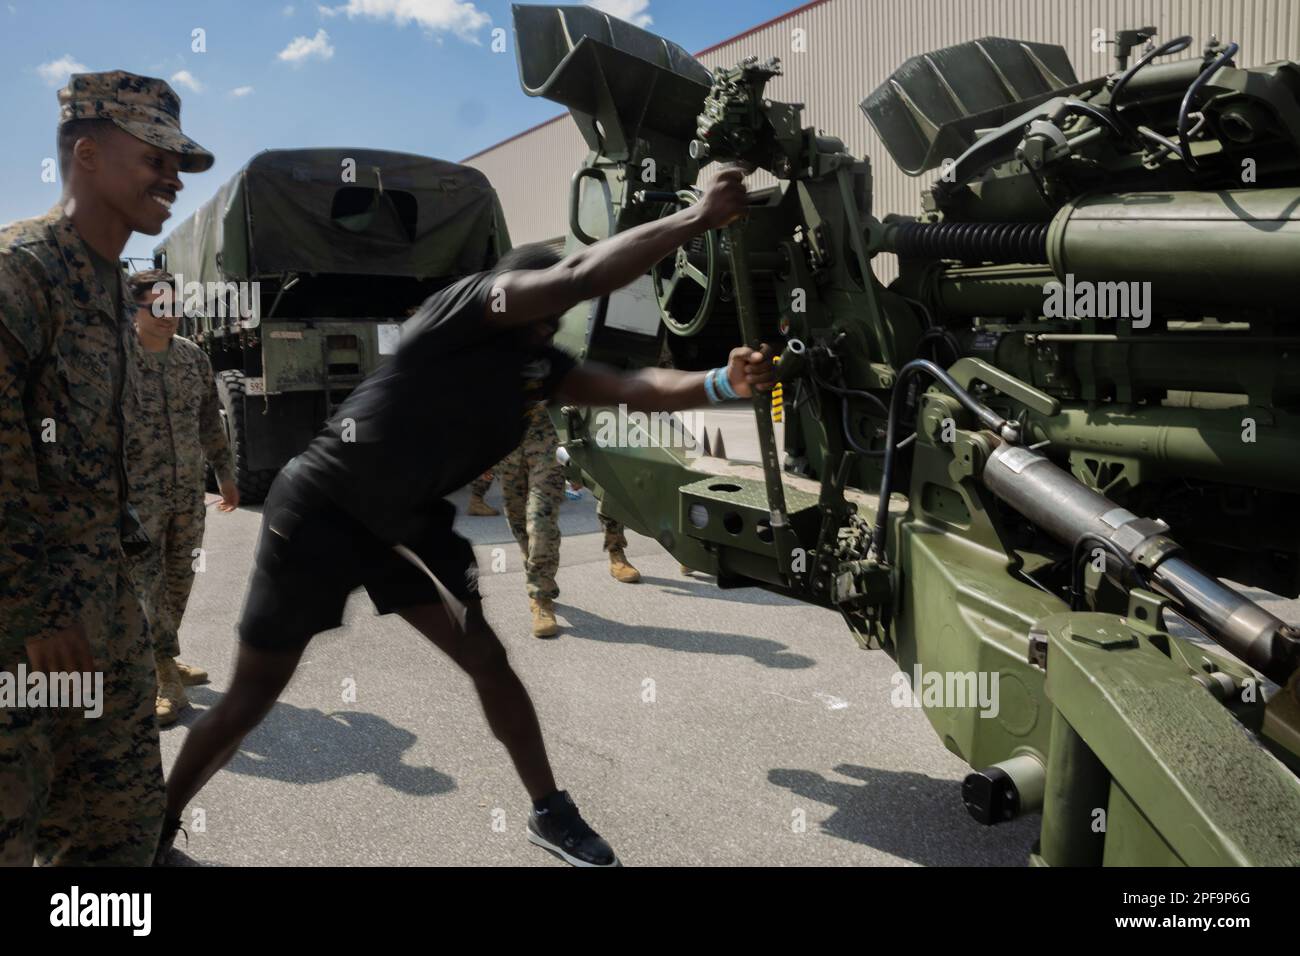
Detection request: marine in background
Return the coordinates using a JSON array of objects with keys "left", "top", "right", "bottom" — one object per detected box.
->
[{"left": 124, "top": 269, "right": 238, "bottom": 726}]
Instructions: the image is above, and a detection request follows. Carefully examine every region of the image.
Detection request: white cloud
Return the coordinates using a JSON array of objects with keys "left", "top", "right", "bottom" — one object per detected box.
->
[
  {"left": 231, "top": 85, "right": 255, "bottom": 97},
  {"left": 170, "top": 70, "right": 203, "bottom": 93},
  {"left": 282, "top": 4, "right": 295, "bottom": 14},
  {"left": 584, "top": 0, "right": 651, "bottom": 28},
  {"left": 278, "top": 28, "right": 335, "bottom": 64},
  {"left": 318, "top": 0, "right": 490, "bottom": 41},
  {"left": 36, "top": 55, "right": 87, "bottom": 87}
]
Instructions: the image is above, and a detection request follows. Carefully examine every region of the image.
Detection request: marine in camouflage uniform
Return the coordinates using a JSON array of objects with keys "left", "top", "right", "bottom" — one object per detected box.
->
[
  {"left": 0, "top": 71, "right": 213, "bottom": 866},
  {"left": 497, "top": 403, "right": 565, "bottom": 636},
  {"left": 498, "top": 417, "right": 641, "bottom": 635},
  {"left": 599, "top": 516, "right": 627, "bottom": 551},
  {"left": 123, "top": 270, "right": 236, "bottom": 725},
  {"left": 599, "top": 514, "right": 640, "bottom": 583}
]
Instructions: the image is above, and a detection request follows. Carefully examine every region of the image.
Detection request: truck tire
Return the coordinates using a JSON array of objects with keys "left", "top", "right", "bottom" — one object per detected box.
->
[{"left": 216, "top": 370, "right": 277, "bottom": 504}]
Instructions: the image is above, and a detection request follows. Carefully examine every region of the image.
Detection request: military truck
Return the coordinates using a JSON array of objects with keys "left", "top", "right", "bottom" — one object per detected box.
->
[{"left": 153, "top": 148, "right": 510, "bottom": 501}]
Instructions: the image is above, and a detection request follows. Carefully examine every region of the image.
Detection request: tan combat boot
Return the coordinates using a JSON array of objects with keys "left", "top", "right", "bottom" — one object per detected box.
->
[
  {"left": 530, "top": 598, "right": 559, "bottom": 638},
  {"left": 468, "top": 496, "right": 500, "bottom": 516},
  {"left": 608, "top": 550, "right": 641, "bottom": 584},
  {"left": 174, "top": 659, "right": 209, "bottom": 686},
  {"left": 155, "top": 657, "right": 190, "bottom": 727}
]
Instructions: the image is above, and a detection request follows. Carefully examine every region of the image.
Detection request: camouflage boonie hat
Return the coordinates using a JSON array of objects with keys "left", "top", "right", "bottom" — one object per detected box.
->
[{"left": 58, "top": 70, "right": 214, "bottom": 173}]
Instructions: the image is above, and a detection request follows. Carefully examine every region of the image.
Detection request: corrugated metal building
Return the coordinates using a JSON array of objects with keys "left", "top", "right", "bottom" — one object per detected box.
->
[{"left": 465, "top": 0, "right": 1298, "bottom": 280}]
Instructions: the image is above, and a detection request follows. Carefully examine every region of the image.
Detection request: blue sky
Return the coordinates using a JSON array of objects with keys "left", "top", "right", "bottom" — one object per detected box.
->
[{"left": 0, "top": 0, "right": 802, "bottom": 262}]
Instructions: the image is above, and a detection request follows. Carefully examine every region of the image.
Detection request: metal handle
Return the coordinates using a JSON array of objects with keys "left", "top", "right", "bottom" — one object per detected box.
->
[
  {"left": 948, "top": 357, "right": 1060, "bottom": 417},
  {"left": 569, "top": 166, "right": 606, "bottom": 246},
  {"left": 727, "top": 221, "right": 801, "bottom": 582}
]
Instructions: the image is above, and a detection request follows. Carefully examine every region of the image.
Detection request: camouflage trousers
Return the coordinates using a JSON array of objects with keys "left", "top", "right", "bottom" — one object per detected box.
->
[
  {"left": 128, "top": 498, "right": 207, "bottom": 663},
  {"left": 0, "top": 566, "right": 164, "bottom": 866},
  {"left": 497, "top": 406, "right": 564, "bottom": 600},
  {"left": 470, "top": 472, "right": 493, "bottom": 499},
  {"left": 600, "top": 514, "right": 627, "bottom": 553}
]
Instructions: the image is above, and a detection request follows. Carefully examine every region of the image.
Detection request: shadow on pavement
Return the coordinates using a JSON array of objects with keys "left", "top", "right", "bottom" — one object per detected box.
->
[
  {"left": 768, "top": 763, "right": 1036, "bottom": 866},
  {"left": 557, "top": 604, "right": 816, "bottom": 669},
  {"left": 638, "top": 572, "right": 794, "bottom": 606},
  {"left": 181, "top": 687, "right": 457, "bottom": 797}
]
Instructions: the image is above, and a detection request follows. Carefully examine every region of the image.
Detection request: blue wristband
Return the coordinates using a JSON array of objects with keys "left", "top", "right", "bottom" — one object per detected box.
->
[
  {"left": 711, "top": 367, "right": 731, "bottom": 402},
  {"left": 703, "top": 368, "right": 721, "bottom": 405},
  {"left": 715, "top": 366, "right": 739, "bottom": 401}
]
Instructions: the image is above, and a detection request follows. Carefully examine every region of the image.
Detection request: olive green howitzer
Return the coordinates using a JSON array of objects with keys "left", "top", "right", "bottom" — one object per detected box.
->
[{"left": 513, "top": 4, "right": 1300, "bottom": 864}]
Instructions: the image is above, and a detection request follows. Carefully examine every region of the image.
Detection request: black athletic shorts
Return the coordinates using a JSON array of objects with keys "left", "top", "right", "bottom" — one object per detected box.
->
[{"left": 239, "top": 461, "right": 480, "bottom": 652}]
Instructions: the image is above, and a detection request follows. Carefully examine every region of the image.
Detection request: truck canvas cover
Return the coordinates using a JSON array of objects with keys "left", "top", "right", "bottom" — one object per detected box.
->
[{"left": 157, "top": 148, "right": 507, "bottom": 282}]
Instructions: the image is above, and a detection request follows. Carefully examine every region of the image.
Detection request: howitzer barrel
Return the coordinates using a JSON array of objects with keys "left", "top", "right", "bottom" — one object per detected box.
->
[
  {"left": 981, "top": 442, "right": 1299, "bottom": 684},
  {"left": 898, "top": 187, "right": 1300, "bottom": 312},
  {"left": 1046, "top": 187, "right": 1300, "bottom": 310}
]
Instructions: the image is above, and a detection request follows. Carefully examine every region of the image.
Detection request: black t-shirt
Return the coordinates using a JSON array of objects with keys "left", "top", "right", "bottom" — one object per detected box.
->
[{"left": 293, "top": 271, "right": 577, "bottom": 542}]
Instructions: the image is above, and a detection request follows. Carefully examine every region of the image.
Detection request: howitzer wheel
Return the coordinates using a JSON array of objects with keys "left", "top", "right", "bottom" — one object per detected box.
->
[
  {"left": 652, "top": 188, "right": 723, "bottom": 337},
  {"left": 216, "top": 369, "right": 277, "bottom": 505}
]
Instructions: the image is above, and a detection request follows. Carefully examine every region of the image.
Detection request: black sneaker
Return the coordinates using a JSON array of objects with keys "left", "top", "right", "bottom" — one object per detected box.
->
[
  {"left": 153, "top": 814, "right": 187, "bottom": 866},
  {"left": 527, "top": 791, "right": 620, "bottom": 867}
]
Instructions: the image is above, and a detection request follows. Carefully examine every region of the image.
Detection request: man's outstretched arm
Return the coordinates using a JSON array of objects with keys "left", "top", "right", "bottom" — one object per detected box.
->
[
  {"left": 555, "top": 344, "right": 776, "bottom": 413},
  {"left": 485, "top": 167, "right": 749, "bottom": 328}
]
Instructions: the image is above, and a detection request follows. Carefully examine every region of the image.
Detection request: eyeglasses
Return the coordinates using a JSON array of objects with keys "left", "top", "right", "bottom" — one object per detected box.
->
[{"left": 135, "top": 301, "right": 179, "bottom": 318}]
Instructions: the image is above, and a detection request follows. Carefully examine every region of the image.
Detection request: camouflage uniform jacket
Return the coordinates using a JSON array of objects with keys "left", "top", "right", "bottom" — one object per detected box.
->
[
  {"left": 125, "top": 335, "right": 234, "bottom": 509},
  {"left": 0, "top": 206, "right": 138, "bottom": 649}
]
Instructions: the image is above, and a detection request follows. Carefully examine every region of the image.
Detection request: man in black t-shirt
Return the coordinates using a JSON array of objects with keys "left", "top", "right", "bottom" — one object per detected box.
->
[{"left": 157, "top": 167, "right": 775, "bottom": 867}]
